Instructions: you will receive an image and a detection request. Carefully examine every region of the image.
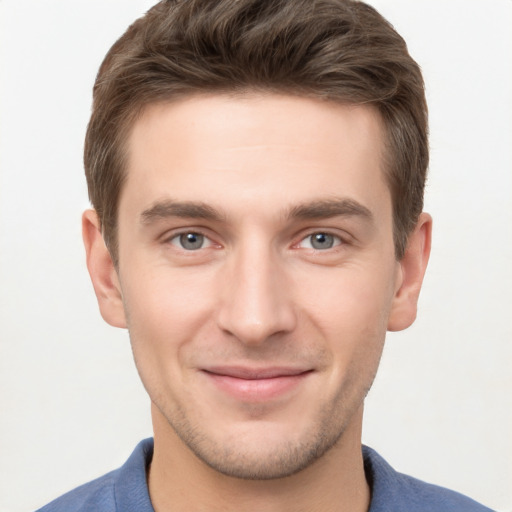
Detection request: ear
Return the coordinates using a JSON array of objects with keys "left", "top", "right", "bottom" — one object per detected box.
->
[
  {"left": 82, "top": 209, "right": 127, "bottom": 328},
  {"left": 387, "top": 212, "right": 432, "bottom": 332}
]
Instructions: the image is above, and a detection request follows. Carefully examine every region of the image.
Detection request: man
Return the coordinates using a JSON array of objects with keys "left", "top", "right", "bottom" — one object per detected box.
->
[{"left": 36, "top": 0, "right": 494, "bottom": 510}]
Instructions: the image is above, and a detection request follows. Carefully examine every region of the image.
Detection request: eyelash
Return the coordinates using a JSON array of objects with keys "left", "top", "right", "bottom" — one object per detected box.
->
[
  {"left": 297, "top": 232, "right": 344, "bottom": 250},
  {"left": 166, "top": 230, "right": 216, "bottom": 251},
  {"left": 164, "top": 229, "right": 347, "bottom": 253}
]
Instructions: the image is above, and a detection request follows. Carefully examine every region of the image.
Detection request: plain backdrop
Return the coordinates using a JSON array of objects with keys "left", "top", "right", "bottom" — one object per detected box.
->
[{"left": 1, "top": 1, "right": 511, "bottom": 511}]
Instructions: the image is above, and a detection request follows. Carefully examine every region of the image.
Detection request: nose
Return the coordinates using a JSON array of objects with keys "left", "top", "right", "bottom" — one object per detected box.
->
[{"left": 216, "top": 242, "right": 297, "bottom": 346}]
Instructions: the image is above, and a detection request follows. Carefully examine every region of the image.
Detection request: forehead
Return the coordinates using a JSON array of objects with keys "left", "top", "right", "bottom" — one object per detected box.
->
[{"left": 121, "top": 93, "right": 390, "bottom": 221}]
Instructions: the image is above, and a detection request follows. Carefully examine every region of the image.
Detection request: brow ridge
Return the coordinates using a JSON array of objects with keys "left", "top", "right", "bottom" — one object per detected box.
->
[
  {"left": 140, "top": 197, "right": 373, "bottom": 225},
  {"left": 287, "top": 198, "right": 373, "bottom": 221},
  {"left": 141, "top": 200, "right": 223, "bottom": 223}
]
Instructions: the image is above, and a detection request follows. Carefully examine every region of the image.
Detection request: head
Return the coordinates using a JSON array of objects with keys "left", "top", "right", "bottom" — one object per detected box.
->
[
  {"left": 83, "top": 0, "right": 431, "bottom": 482},
  {"left": 85, "top": 0, "right": 428, "bottom": 266}
]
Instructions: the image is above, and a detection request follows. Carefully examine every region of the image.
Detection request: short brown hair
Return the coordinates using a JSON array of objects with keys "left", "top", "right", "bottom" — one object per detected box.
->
[{"left": 85, "top": 0, "right": 428, "bottom": 264}]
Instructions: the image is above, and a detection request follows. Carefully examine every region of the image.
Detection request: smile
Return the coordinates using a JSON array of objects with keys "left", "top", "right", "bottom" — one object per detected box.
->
[{"left": 201, "top": 367, "right": 313, "bottom": 402}]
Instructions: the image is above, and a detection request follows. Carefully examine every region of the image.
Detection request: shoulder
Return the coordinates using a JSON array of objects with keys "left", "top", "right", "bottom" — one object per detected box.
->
[
  {"left": 35, "top": 438, "right": 154, "bottom": 512},
  {"left": 35, "top": 470, "right": 117, "bottom": 512},
  {"left": 363, "top": 446, "right": 495, "bottom": 512}
]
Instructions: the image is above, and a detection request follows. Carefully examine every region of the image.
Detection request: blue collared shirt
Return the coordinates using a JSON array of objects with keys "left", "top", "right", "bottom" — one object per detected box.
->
[{"left": 36, "top": 438, "right": 494, "bottom": 512}]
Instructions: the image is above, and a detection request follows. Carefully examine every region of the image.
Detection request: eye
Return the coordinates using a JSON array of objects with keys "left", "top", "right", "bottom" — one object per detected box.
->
[
  {"left": 170, "top": 232, "right": 212, "bottom": 251},
  {"left": 299, "top": 232, "right": 342, "bottom": 250}
]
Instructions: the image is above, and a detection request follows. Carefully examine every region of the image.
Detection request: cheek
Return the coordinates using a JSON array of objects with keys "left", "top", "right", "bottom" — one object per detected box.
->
[
  {"left": 120, "top": 266, "right": 218, "bottom": 368},
  {"left": 296, "top": 264, "right": 394, "bottom": 383},
  {"left": 299, "top": 264, "right": 395, "bottom": 335},
  {"left": 121, "top": 273, "right": 211, "bottom": 406},
  {"left": 122, "top": 259, "right": 214, "bottom": 323}
]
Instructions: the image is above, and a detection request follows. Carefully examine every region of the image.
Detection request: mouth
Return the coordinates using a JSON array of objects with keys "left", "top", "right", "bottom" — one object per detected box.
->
[{"left": 201, "top": 366, "right": 313, "bottom": 402}]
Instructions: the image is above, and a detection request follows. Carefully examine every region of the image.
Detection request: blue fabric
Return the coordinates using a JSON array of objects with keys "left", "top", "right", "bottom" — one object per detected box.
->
[
  {"left": 36, "top": 438, "right": 494, "bottom": 511},
  {"left": 36, "top": 439, "right": 154, "bottom": 512},
  {"left": 362, "top": 446, "right": 494, "bottom": 512}
]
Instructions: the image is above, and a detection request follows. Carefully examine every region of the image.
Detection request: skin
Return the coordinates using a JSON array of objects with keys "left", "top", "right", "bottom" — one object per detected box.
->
[{"left": 83, "top": 93, "right": 431, "bottom": 511}]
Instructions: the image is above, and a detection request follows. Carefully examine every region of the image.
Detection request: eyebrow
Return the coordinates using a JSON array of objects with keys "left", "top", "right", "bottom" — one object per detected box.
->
[
  {"left": 140, "top": 197, "right": 373, "bottom": 225},
  {"left": 141, "top": 200, "right": 224, "bottom": 224},
  {"left": 287, "top": 198, "right": 373, "bottom": 222}
]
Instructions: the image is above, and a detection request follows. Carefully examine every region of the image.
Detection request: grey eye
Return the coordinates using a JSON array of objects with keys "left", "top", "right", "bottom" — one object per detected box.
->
[
  {"left": 309, "top": 233, "right": 335, "bottom": 250},
  {"left": 179, "top": 232, "right": 205, "bottom": 250}
]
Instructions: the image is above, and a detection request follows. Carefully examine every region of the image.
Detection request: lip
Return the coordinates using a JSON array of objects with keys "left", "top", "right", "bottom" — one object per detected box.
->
[{"left": 201, "top": 366, "right": 312, "bottom": 402}]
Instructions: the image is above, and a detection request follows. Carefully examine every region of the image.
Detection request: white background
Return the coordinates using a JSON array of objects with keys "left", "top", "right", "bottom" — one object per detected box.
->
[{"left": 0, "top": 1, "right": 511, "bottom": 511}]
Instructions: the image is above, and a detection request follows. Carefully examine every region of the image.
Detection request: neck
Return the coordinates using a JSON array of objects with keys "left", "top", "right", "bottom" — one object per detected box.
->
[{"left": 148, "top": 404, "right": 370, "bottom": 512}]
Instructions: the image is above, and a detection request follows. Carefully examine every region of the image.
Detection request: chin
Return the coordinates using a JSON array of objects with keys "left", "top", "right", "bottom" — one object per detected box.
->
[
  {"left": 161, "top": 401, "right": 356, "bottom": 480},
  {"left": 188, "top": 428, "right": 344, "bottom": 480}
]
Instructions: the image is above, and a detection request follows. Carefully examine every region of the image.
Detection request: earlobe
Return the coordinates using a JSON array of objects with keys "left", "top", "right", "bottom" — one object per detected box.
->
[
  {"left": 82, "top": 209, "right": 127, "bottom": 328},
  {"left": 387, "top": 213, "right": 432, "bottom": 332}
]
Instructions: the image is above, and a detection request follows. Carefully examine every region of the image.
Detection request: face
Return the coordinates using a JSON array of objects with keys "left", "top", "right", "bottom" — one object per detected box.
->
[{"left": 86, "top": 94, "right": 429, "bottom": 479}]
